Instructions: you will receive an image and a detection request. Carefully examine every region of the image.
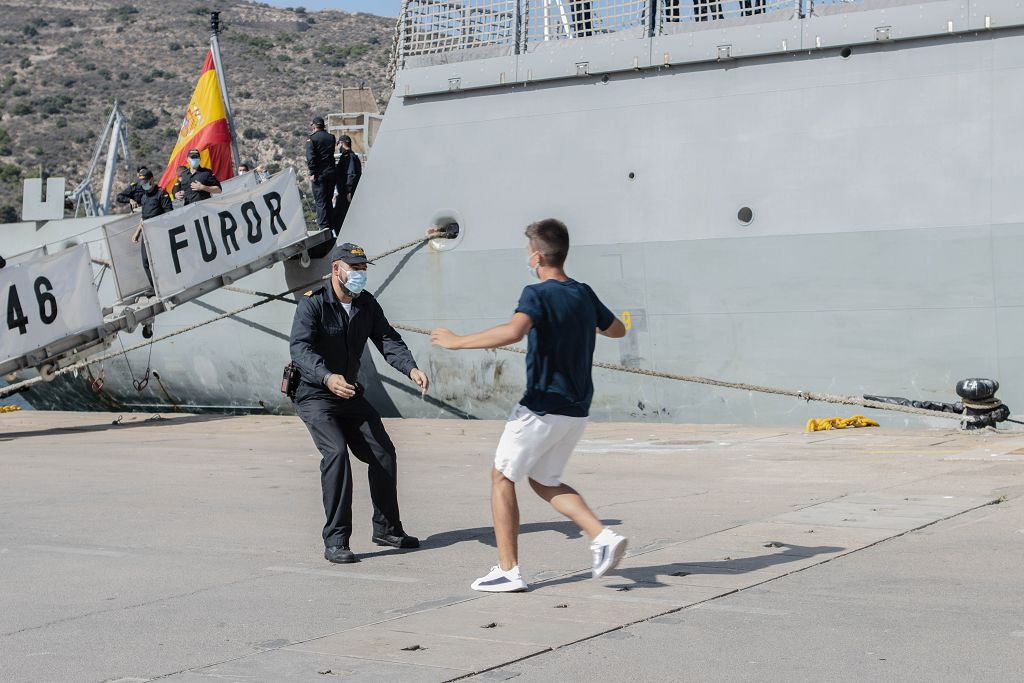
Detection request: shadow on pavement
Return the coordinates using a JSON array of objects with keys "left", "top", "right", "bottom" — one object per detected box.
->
[
  {"left": 538, "top": 542, "right": 847, "bottom": 589},
  {"left": 0, "top": 414, "right": 236, "bottom": 441},
  {"left": 356, "top": 519, "right": 623, "bottom": 560}
]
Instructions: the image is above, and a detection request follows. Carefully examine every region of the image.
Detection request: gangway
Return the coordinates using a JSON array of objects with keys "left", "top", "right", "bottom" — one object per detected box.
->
[{"left": 1, "top": 169, "right": 332, "bottom": 382}]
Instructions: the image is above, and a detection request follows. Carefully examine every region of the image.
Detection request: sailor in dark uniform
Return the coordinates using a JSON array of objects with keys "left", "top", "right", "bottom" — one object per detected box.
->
[
  {"left": 306, "top": 116, "right": 338, "bottom": 233},
  {"left": 289, "top": 242, "right": 430, "bottom": 564},
  {"left": 333, "top": 134, "right": 362, "bottom": 231},
  {"left": 173, "top": 148, "right": 222, "bottom": 205},
  {"left": 115, "top": 167, "right": 173, "bottom": 288}
]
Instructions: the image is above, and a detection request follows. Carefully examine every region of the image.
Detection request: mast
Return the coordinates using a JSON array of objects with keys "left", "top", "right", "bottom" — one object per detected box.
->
[
  {"left": 208, "top": 11, "right": 241, "bottom": 174},
  {"left": 98, "top": 101, "right": 131, "bottom": 215}
]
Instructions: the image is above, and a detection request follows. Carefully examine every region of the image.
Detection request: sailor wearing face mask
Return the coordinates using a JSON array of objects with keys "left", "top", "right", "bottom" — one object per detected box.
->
[
  {"left": 115, "top": 167, "right": 173, "bottom": 288},
  {"left": 289, "top": 243, "right": 430, "bottom": 564},
  {"left": 173, "top": 148, "right": 222, "bottom": 205}
]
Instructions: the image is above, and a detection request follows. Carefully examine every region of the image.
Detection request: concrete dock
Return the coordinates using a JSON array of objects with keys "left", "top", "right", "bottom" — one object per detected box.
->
[{"left": 1, "top": 411, "right": 1023, "bottom": 681}]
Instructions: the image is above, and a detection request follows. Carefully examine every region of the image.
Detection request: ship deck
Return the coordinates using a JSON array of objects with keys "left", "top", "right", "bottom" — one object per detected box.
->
[{"left": 2, "top": 412, "right": 1023, "bottom": 681}]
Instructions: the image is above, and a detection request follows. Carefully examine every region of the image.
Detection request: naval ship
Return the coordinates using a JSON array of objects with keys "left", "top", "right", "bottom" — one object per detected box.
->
[{"left": 3, "top": 0, "right": 1023, "bottom": 426}]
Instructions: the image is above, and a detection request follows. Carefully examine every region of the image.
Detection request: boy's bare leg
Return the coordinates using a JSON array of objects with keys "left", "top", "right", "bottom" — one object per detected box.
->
[
  {"left": 528, "top": 479, "right": 605, "bottom": 539},
  {"left": 492, "top": 468, "right": 520, "bottom": 570}
]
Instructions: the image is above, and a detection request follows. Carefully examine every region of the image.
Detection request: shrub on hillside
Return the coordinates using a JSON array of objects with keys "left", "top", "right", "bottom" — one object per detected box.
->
[
  {"left": 0, "top": 163, "right": 21, "bottom": 183},
  {"left": 133, "top": 108, "right": 158, "bottom": 130}
]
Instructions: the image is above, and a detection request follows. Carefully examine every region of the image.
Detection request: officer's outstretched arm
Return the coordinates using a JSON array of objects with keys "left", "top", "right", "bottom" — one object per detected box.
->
[
  {"left": 115, "top": 185, "right": 136, "bottom": 204},
  {"left": 289, "top": 297, "right": 331, "bottom": 385}
]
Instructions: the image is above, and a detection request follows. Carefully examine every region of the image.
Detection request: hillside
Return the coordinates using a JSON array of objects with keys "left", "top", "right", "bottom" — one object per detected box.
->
[{"left": 0, "top": 0, "right": 396, "bottom": 223}]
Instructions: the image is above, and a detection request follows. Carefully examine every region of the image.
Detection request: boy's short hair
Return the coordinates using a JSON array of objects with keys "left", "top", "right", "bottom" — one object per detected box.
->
[{"left": 525, "top": 218, "right": 569, "bottom": 267}]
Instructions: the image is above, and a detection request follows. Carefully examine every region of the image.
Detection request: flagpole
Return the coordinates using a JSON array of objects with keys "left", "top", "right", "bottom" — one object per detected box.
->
[{"left": 209, "top": 11, "right": 241, "bottom": 175}]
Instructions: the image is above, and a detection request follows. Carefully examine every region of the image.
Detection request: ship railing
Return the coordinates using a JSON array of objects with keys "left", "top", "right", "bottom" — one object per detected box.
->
[
  {"left": 400, "top": 0, "right": 519, "bottom": 66},
  {"left": 522, "top": 0, "right": 651, "bottom": 45},
  {"left": 397, "top": 0, "right": 905, "bottom": 66},
  {"left": 656, "top": 0, "right": 799, "bottom": 31}
]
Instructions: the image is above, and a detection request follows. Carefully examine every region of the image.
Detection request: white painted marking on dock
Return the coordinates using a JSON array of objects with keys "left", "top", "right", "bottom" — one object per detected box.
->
[
  {"left": 23, "top": 545, "right": 127, "bottom": 557},
  {"left": 263, "top": 566, "right": 420, "bottom": 583}
]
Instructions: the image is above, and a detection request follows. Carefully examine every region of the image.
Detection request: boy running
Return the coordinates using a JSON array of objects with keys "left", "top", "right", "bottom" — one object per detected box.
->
[{"left": 431, "top": 218, "right": 628, "bottom": 592}]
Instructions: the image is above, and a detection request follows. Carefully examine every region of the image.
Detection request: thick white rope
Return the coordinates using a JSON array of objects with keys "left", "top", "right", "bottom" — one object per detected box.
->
[{"left": 0, "top": 232, "right": 988, "bottom": 425}]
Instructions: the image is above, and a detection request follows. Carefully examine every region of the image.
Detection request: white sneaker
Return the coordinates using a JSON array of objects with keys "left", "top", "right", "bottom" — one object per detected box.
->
[
  {"left": 590, "top": 529, "right": 628, "bottom": 578},
  {"left": 471, "top": 565, "right": 528, "bottom": 593}
]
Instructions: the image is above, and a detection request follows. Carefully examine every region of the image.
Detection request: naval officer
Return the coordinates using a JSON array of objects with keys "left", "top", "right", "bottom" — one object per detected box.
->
[
  {"left": 306, "top": 116, "right": 338, "bottom": 233},
  {"left": 173, "top": 149, "right": 222, "bottom": 205},
  {"left": 289, "top": 243, "right": 429, "bottom": 564}
]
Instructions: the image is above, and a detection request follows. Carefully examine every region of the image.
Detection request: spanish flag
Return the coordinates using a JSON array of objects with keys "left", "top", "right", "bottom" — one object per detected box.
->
[{"left": 159, "top": 50, "right": 234, "bottom": 192}]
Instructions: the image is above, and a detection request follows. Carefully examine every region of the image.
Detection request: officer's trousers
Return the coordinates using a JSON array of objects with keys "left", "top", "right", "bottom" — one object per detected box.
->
[
  {"left": 310, "top": 169, "right": 338, "bottom": 233},
  {"left": 295, "top": 395, "right": 405, "bottom": 548}
]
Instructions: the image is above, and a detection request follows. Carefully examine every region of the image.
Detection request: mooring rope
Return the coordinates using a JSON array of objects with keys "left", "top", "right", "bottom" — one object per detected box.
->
[
  {"left": 387, "top": 323, "right": 984, "bottom": 425},
  {"left": 0, "top": 233, "right": 444, "bottom": 400},
  {"left": 0, "top": 231, "right": 991, "bottom": 426}
]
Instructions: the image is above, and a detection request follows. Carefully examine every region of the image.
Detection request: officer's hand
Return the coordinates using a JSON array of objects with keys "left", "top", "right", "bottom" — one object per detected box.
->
[
  {"left": 409, "top": 368, "right": 429, "bottom": 396},
  {"left": 189, "top": 180, "right": 205, "bottom": 191},
  {"left": 326, "top": 373, "right": 357, "bottom": 399},
  {"left": 175, "top": 190, "right": 184, "bottom": 200},
  {"left": 431, "top": 327, "right": 459, "bottom": 350},
  {"left": 129, "top": 199, "right": 139, "bottom": 209}
]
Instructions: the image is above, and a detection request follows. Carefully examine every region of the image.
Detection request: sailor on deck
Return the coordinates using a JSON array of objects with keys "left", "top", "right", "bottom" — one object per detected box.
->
[
  {"left": 115, "top": 167, "right": 172, "bottom": 287},
  {"left": 173, "top": 148, "right": 222, "bottom": 205},
  {"left": 289, "top": 242, "right": 429, "bottom": 564},
  {"left": 306, "top": 116, "right": 338, "bottom": 234}
]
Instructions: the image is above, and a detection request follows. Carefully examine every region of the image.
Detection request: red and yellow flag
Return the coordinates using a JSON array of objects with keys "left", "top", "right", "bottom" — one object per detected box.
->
[{"left": 159, "top": 50, "right": 233, "bottom": 192}]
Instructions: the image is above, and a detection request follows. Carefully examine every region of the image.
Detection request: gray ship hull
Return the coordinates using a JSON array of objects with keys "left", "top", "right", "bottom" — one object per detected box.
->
[
  {"left": 8, "top": 12, "right": 1024, "bottom": 427},
  {"left": 340, "top": 24, "right": 1024, "bottom": 425}
]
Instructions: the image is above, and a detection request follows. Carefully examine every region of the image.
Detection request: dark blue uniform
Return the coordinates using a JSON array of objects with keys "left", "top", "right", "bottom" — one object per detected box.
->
[
  {"left": 289, "top": 284, "right": 417, "bottom": 549},
  {"left": 306, "top": 129, "right": 338, "bottom": 233},
  {"left": 115, "top": 182, "right": 173, "bottom": 287}
]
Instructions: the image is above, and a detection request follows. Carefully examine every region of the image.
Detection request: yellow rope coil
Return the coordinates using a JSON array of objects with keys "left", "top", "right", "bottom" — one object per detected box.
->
[
  {"left": 806, "top": 415, "right": 880, "bottom": 432},
  {"left": 0, "top": 405, "right": 23, "bottom": 413}
]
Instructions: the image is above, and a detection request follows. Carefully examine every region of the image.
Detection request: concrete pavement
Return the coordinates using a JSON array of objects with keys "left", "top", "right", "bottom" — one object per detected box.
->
[{"left": 1, "top": 412, "right": 1022, "bottom": 681}]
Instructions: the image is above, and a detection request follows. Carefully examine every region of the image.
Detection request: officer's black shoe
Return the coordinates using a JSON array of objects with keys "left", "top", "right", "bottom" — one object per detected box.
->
[
  {"left": 324, "top": 546, "right": 358, "bottom": 563},
  {"left": 372, "top": 533, "right": 420, "bottom": 549}
]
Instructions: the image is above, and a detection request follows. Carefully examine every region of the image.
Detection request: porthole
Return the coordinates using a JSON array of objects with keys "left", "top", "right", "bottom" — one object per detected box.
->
[
  {"left": 737, "top": 207, "right": 754, "bottom": 225},
  {"left": 840, "top": 46, "right": 852, "bottom": 59},
  {"left": 429, "top": 209, "right": 465, "bottom": 252}
]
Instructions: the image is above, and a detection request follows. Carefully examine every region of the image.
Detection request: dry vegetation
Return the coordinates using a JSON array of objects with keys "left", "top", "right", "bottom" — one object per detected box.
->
[{"left": 0, "top": 0, "right": 396, "bottom": 221}]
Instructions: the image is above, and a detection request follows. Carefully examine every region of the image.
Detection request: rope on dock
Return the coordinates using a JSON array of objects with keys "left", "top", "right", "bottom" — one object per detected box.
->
[
  {"left": 387, "top": 323, "right": 983, "bottom": 425},
  {"left": 0, "top": 233, "right": 443, "bottom": 401},
  {"left": 0, "top": 230, "right": 989, "bottom": 426}
]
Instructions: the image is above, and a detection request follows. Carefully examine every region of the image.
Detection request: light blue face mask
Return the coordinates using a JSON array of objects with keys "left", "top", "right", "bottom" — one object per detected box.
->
[
  {"left": 188, "top": 158, "right": 200, "bottom": 170},
  {"left": 526, "top": 251, "right": 541, "bottom": 280},
  {"left": 344, "top": 270, "right": 368, "bottom": 295},
  {"left": 141, "top": 182, "right": 153, "bottom": 191}
]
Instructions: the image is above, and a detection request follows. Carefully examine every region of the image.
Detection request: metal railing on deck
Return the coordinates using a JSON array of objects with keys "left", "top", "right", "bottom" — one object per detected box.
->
[
  {"left": 400, "top": 0, "right": 518, "bottom": 58},
  {"left": 657, "top": 0, "right": 797, "bottom": 27},
  {"left": 396, "top": 0, "right": 882, "bottom": 66},
  {"left": 522, "top": 0, "right": 650, "bottom": 44}
]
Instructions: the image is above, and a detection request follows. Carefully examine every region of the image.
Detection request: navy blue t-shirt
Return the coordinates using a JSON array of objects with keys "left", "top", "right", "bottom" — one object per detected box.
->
[{"left": 515, "top": 279, "right": 615, "bottom": 417}]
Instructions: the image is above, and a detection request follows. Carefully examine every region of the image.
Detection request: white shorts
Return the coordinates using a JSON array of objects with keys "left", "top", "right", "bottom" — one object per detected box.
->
[{"left": 494, "top": 404, "right": 588, "bottom": 486}]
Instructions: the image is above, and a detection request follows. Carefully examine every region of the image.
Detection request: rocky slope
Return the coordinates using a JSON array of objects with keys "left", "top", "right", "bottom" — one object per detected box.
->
[{"left": 0, "top": 0, "right": 396, "bottom": 222}]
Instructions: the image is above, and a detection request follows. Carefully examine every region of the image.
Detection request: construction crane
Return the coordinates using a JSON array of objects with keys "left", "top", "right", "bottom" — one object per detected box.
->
[{"left": 67, "top": 101, "right": 132, "bottom": 217}]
